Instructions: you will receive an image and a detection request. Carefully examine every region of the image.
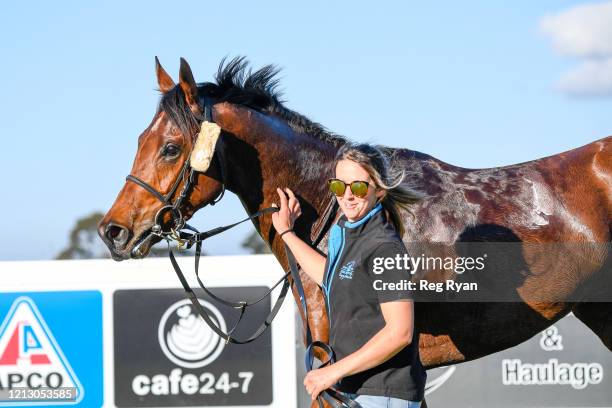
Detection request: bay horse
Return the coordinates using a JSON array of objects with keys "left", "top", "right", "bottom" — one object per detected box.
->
[{"left": 98, "top": 57, "right": 611, "bottom": 398}]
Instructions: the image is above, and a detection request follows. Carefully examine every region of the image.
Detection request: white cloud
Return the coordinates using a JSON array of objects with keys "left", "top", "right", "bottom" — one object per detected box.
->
[
  {"left": 540, "top": 1, "right": 612, "bottom": 97},
  {"left": 541, "top": 2, "right": 612, "bottom": 58},
  {"left": 557, "top": 58, "right": 612, "bottom": 97}
]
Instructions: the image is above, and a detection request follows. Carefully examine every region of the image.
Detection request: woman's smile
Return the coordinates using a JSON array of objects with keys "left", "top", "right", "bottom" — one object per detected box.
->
[
  {"left": 335, "top": 159, "right": 384, "bottom": 222},
  {"left": 341, "top": 201, "right": 365, "bottom": 219}
]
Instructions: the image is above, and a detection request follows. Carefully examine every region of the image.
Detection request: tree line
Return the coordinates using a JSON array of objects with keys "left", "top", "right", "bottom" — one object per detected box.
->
[{"left": 56, "top": 212, "right": 271, "bottom": 259}]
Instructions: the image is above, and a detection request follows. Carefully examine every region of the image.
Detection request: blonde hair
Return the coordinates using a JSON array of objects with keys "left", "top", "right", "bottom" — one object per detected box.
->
[{"left": 333, "top": 142, "right": 428, "bottom": 238}]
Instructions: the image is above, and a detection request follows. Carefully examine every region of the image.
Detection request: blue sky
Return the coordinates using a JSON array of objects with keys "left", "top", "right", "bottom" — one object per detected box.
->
[{"left": 1, "top": 1, "right": 610, "bottom": 261}]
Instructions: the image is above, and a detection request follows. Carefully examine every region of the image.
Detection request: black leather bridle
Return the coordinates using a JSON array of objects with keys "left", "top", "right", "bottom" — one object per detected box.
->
[
  {"left": 126, "top": 105, "right": 225, "bottom": 258},
  {"left": 124, "top": 102, "right": 360, "bottom": 408}
]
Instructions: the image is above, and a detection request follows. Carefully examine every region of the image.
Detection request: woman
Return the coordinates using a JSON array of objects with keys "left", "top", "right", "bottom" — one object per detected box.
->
[{"left": 272, "top": 142, "right": 428, "bottom": 408}]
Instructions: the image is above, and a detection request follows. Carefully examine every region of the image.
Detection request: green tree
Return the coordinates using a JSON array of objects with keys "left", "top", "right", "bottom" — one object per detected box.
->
[
  {"left": 241, "top": 230, "right": 271, "bottom": 254},
  {"left": 56, "top": 212, "right": 109, "bottom": 259},
  {"left": 56, "top": 211, "right": 194, "bottom": 259}
]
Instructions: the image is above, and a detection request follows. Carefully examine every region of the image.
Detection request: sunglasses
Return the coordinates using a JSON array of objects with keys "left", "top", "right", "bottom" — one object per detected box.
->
[{"left": 328, "top": 178, "right": 371, "bottom": 198}]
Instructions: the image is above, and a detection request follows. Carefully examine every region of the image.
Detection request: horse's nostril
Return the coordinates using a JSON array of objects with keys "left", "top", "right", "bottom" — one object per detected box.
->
[{"left": 106, "top": 223, "right": 129, "bottom": 247}]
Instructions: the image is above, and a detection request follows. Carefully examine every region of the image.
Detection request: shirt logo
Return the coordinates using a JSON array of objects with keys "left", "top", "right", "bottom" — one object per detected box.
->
[{"left": 338, "top": 261, "right": 356, "bottom": 280}]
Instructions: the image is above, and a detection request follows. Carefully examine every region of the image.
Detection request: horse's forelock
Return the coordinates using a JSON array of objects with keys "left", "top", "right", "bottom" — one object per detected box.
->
[{"left": 158, "top": 86, "right": 200, "bottom": 140}]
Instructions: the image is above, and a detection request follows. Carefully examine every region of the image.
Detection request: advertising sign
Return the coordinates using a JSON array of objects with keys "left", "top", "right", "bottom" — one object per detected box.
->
[
  {"left": 425, "top": 313, "right": 612, "bottom": 407},
  {"left": 114, "top": 287, "right": 273, "bottom": 407},
  {"left": 0, "top": 291, "right": 103, "bottom": 407}
]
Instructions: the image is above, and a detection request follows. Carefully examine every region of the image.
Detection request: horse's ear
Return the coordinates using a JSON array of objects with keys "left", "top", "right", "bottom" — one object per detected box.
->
[
  {"left": 179, "top": 57, "right": 201, "bottom": 114},
  {"left": 155, "top": 56, "right": 175, "bottom": 93}
]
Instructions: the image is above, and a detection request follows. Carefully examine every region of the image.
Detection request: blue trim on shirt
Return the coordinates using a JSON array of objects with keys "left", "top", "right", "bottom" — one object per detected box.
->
[
  {"left": 323, "top": 202, "right": 384, "bottom": 321},
  {"left": 324, "top": 227, "right": 344, "bottom": 320},
  {"left": 344, "top": 202, "right": 383, "bottom": 228}
]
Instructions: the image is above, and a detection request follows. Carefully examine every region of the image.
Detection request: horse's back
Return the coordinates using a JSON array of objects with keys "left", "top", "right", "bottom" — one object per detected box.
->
[
  {"left": 533, "top": 135, "right": 611, "bottom": 241},
  {"left": 396, "top": 136, "right": 611, "bottom": 243}
]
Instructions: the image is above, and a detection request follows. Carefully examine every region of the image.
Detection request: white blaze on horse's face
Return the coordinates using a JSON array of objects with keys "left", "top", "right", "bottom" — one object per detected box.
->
[
  {"left": 190, "top": 121, "right": 222, "bottom": 172},
  {"left": 334, "top": 159, "right": 385, "bottom": 223}
]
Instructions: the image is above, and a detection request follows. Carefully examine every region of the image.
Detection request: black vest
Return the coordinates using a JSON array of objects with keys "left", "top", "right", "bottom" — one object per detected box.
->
[{"left": 321, "top": 204, "right": 426, "bottom": 401}]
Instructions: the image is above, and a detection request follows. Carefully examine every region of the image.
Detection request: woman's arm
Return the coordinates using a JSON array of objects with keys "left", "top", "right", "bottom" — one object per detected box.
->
[
  {"left": 272, "top": 187, "right": 327, "bottom": 286},
  {"left": 303, "top": 300, "right": 414, "bottom": 400},
  {"left": 332, "top": 300, "right": 414, "bottom": 376}
]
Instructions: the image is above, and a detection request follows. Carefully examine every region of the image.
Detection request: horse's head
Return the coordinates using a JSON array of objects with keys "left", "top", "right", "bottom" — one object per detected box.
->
[{"left": 98, "top": 58, "right": 225, "bottom": 260}]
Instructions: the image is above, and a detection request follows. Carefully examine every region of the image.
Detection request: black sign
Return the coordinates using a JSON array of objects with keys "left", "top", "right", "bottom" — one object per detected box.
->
[{"left": 114, "top": 288, "right": 273, "bottom": 407}]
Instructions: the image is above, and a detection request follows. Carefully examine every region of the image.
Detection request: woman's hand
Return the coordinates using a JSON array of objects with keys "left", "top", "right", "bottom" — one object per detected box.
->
[
  {"left": 271, "top": 187, "right": 326, "bottom": 286},
  {"left": 303, "top": 364, "right": 344, "bottom": 401},
  {"left": 271, "top": 187, "right": 302, "bottom": 233}
]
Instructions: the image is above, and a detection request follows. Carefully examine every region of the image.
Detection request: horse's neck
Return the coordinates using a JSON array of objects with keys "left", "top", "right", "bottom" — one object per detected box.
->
[
  {"left": 212, "top": 102, "right": 336, "bottom": 230},
  {"left": 211, "top": 102, "right": 481, "bottom": 244}
]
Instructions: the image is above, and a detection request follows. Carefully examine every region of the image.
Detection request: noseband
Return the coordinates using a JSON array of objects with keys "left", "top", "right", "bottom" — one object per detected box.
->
[{"left": 124, "top": 103, "right": 360, "bottom": 408}]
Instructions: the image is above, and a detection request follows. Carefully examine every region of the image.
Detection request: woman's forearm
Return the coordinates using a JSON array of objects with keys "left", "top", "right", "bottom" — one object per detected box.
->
[
  {"left": 281, "top": 232, "right": 326, "bottom": 286},
  {"left": 333, "top": 324, "right": 412, "bottom": 378}
]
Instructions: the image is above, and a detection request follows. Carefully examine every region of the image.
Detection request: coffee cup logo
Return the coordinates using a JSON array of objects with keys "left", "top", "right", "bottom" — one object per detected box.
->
[{"left": 158, "top": 299, "right": 226, "bottom": 368}]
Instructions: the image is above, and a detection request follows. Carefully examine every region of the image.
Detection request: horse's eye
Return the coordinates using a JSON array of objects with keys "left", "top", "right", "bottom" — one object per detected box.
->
[{"left": 163, "top": 143, "right": 181, "bottom": 158}]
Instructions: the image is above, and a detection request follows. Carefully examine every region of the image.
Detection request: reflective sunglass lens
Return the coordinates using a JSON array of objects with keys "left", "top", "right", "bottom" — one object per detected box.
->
[
  {"left": 329, "top": 180, "right": 346, "bottom": 196},
  {"left": 350, "top": 181, "right": 369, "bottom": 197}
]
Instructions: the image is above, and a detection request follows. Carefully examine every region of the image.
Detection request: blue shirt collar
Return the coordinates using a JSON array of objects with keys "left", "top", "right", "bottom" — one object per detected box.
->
[{"left": 342, "top": 202, "right": 383, "bottom": 228}]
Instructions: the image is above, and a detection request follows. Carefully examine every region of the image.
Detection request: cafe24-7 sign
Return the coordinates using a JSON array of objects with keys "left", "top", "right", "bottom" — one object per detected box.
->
[{"left": 114, "top": 288, "right": 273, "bottom": 407}]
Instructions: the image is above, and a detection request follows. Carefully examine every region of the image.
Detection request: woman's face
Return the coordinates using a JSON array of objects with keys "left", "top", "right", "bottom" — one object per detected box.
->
[{"left": 334, "top": 159, "right": 385, "bottom": 222}]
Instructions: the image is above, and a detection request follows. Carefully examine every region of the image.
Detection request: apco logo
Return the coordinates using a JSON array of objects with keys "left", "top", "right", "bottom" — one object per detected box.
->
[
  {"left": 0, "top": 297, "right": 83, "bottom": 404},
  {"left": 158, "top": 299, "right": 226, "bottom": 368}
]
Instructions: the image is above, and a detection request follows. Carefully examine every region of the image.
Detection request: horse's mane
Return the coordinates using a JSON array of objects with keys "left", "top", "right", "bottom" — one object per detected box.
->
[{"left": 159, "top": 56, "right": 347, "bottom": 147}]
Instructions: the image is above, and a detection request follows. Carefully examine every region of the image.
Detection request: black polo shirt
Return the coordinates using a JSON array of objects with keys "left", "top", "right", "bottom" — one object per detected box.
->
[{"left": 321, "top": 203, "right": 426, "bottom": 401}]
